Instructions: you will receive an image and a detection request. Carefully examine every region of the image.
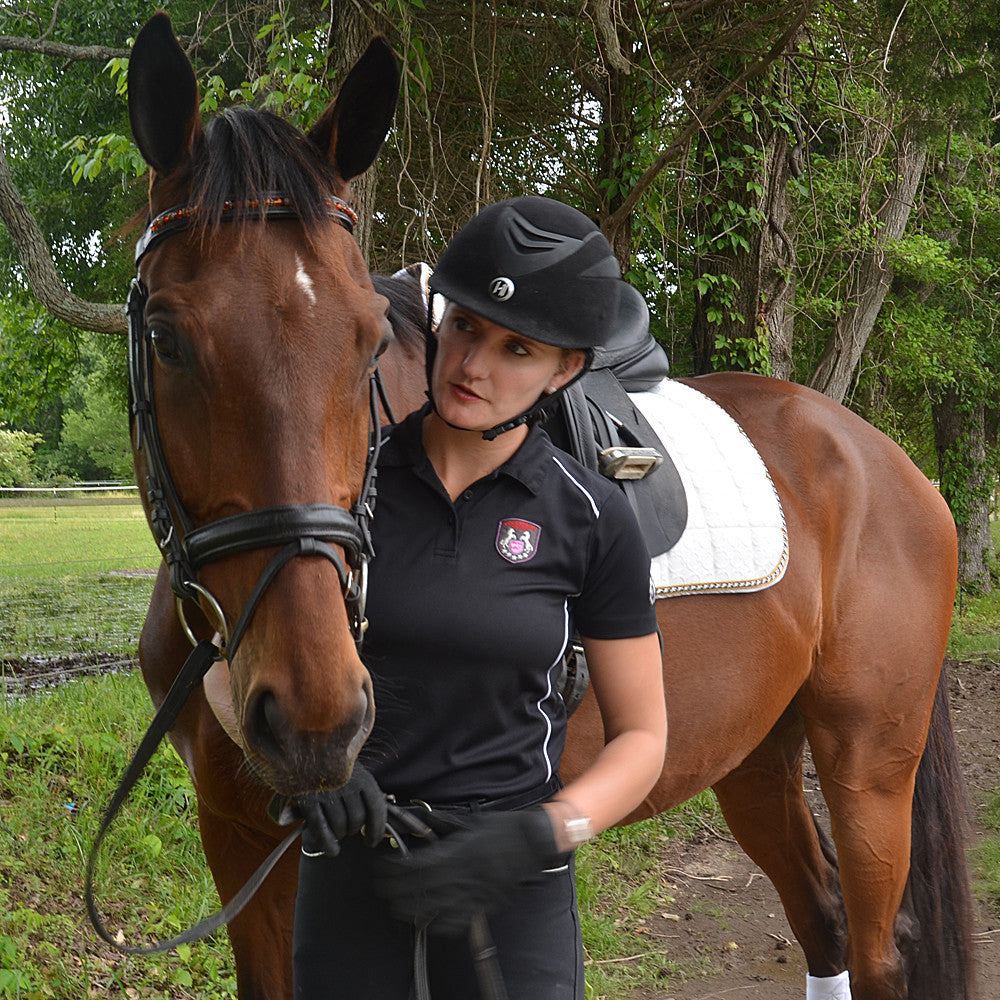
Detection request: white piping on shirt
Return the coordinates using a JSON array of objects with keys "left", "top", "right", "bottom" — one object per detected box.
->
[
  {"left": 536, "top": 601, "right": 571, "bottom": 782},
  {"left": 551, "top": 455, "right": 600, "bottom": 518}
]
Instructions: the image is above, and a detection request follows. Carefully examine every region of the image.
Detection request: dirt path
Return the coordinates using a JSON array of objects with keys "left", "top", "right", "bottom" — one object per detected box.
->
[{"left": 636, "top": 659, "right": 1000, "bottom": 999}]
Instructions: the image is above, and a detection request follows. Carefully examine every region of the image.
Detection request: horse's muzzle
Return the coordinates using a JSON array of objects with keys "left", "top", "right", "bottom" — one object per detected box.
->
[{"left": 242, "top": 674, "right": 375, "bottom": 795}]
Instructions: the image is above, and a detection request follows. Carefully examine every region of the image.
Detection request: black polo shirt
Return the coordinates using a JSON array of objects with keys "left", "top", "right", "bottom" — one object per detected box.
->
[{"left": 359, "top": 405, "right": 657, "bottom": 805}]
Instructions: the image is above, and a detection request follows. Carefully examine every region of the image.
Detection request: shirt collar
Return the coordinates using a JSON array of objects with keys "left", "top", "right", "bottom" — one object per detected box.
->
[{"left": 380, "top": 403, "right": 551, "bottom": 496}]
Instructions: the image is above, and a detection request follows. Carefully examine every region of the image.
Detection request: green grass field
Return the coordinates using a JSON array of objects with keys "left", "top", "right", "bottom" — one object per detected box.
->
[
  {"left": 0, "top": 666, "right": 725, "bottom": 1000},
  {"left": 1, "top": 500, "right": 726, "bottom": 998},
  {"left": 1, "top": 499, "right": 160, "bottom": 660},
  {"left": 1, "top": 673, "right": 236, "bottom": 999}
]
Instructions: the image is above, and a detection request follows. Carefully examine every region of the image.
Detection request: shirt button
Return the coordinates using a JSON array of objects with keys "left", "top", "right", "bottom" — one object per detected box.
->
[{"left": 462, "top": 490, "right": 473, "bottom": 501}]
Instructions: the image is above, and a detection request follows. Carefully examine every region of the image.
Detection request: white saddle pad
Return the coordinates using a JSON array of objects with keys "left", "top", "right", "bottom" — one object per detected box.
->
[{"left": 629, "top": 379, "right": 788, "bottom": 598}]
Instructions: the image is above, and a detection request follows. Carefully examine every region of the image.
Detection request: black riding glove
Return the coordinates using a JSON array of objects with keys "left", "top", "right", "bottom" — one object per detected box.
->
[
  {"left": 292, "top": 766, "right": 388, "bottom": 857},
  {"left": 376, "top": 807, "right": 561, "bottom": 935}
]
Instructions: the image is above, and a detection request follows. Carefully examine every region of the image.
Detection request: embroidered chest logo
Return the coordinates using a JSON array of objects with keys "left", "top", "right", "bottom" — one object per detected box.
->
[{"left": 496, "top": 518, "right": 541, "bottom": 564}]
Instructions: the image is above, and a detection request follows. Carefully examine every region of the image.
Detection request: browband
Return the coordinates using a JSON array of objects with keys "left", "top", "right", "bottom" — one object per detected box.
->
[{"left": 135, "top": 194, "right": 358, "bottom": 266}]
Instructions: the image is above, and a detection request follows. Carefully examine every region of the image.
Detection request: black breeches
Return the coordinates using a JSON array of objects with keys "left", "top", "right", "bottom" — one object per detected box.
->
[{"left": 293, "top": 836, "right": 584, "bottom": 1000}]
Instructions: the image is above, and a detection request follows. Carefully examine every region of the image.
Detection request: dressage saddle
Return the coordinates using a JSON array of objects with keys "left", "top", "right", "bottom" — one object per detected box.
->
[
  {"left": 549, "top": 317, "right": 685, "bottom": 716},
  {"left": 548, "top": 318, "right": 687, "bottom": 560}
]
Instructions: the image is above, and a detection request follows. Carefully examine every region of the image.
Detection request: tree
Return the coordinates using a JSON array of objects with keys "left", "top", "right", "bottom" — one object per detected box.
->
[
  {"left": 0, "top": 2, "right": 997, "bottom": 587},
  {"left": 53, "top": 372, "right": 132, "bottom": 480},
  {"left": 0, "top": 424, "right": 40, "bottom": 485},
  {"left": 864, "top": 128, "right": 1000, "bottom": 595}
]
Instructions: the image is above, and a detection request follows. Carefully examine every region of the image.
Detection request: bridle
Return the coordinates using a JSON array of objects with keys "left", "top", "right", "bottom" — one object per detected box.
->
[
  {"left": 127, "top": 193, "right": 381, "bottom": 660},
  {"left": 88, "top": 190, "right": 385, "bottom": 953}
]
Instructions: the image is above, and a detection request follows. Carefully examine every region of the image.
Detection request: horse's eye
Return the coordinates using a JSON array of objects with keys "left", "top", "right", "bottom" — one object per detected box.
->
[{"left": 150, "top": 326, "right": 183, "bottom": 364}]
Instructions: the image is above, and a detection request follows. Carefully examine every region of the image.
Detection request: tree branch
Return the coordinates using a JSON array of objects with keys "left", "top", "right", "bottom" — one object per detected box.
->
[
  {"left": 0, "top": 35, "right": 128, "bottom": 61},
  {"left": 589, "top": 0, "right": 631, "bottom": 75},
  {"left": 605, "top": 0, "right": 817, "bottom": 234},
  {"left": 0, "top": 133, "right": 126, "bottom": 335}
]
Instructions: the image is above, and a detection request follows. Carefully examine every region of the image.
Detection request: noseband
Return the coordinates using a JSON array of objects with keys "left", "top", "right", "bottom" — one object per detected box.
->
[{"left": 127, "top": 193, "right": 378, "bottom": 659}]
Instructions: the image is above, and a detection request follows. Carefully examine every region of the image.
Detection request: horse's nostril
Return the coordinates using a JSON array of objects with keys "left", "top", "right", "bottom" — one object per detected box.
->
[
  {"left": 247, "top": 689, "right": 284, "bottom": 758},
  {"left": 241, "top": 679, "right": 373, "bottom": 792}
]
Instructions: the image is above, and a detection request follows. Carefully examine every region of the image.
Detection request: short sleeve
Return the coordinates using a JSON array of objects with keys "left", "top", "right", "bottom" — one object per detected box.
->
[{"left": 571, "top": 486, "right": 658, "bottom": 639}]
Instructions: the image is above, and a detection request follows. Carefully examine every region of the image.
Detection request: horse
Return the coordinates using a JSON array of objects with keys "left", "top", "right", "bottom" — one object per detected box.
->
[{"left": 122, "top": 14, "right": 973, "bottom": 1000}]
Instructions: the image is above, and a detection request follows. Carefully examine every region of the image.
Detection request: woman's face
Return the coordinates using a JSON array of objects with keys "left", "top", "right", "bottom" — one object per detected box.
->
[{"left": 431, "top": 303, "right": 585, "bottom": 433}]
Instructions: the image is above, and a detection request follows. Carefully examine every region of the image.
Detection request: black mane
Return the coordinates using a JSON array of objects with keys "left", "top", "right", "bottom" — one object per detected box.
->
[
  {"left": 372, "top": 266, "right": 429, "bottom": 353},
  {"left": 190, "top": 106, "right": 339, "bottom": 228},
  {"left": 187, "top": 104, "right": 428, "bottom": 356}
]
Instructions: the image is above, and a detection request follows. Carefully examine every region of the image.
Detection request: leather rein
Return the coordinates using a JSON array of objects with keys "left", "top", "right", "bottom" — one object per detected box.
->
[{"left": 87, "top": 192, "right": 382, "bottom": 951}]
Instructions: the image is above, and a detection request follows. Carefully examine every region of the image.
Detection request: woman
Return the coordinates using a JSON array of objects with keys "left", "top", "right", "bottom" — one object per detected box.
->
[{"left": 292, "top": 196, "right": 667, "bottom": 999}]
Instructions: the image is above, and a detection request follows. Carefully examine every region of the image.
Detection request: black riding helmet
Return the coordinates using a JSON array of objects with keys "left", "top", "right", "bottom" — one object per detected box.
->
[{"left": 428, "top": 196, "right": 650, "bottom": 439}]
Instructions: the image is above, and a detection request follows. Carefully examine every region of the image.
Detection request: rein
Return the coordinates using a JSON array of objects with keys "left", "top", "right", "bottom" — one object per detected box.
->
[
  {"left": 87, "top": 191, "right": 378, "bottom": 946},
  {"left": 85, "top": 638, "right": 303, "bottom": 955}
]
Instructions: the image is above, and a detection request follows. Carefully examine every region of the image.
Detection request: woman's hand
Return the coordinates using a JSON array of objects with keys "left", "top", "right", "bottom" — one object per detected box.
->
[
  {"left": 292, "top": 766, "right": 389, "bottom": 856},
  {"left": 376, "top": 807, "right": 560, "bottom": 934}
]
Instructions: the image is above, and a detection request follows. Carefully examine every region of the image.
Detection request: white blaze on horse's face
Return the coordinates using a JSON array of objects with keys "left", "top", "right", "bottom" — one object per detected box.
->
[{"left": 293, "top": 254, "right": 318, "bottom": 309}]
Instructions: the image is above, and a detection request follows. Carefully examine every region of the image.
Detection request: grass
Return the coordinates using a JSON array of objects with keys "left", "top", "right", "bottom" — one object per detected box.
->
[
  {"left": 576, "top": 793, "right": 726, "bottom": 997},
  {"left": 977, "top": 788, "right": 1000, "bottom": 917},
  {"left": 947, "top": 521, "right": 1000, "bottom": 662},
  {"left": 0, "top": 671, "right": 725, "bottom": 1000},
  {"left": 956, "top": 522, "right": 1000, "bottom": 924},
  {"left": 0, "top": 499, "right": 159, "bottom": 660},
  {"left": 0, "top": 669, "right": 727, "bottom": 1000},
  {"left": 0, "top": 498, "right": 734, "bottom": 998},
  {"left": 0, "top": 672, "right": 235, "bottom": 999},
  {"left": 0, "top": 499, "right": 157, "bottom": 577}
]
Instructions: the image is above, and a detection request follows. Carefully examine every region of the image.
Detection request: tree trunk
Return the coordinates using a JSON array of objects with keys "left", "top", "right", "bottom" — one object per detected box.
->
[
  {"left": 689, "top": 85, "right": 798, "bottom": 378},
  {"left": 933, "top": 387, "right": 993, "bottom": 594},
  {"left": 594, "top": 18, "right": 634, "bottom": 273},
  {"left": 758, "top": 109, "right": 799, "bottom": 381},
  {"left": 809, "top": 128, "right": 927, "bottom": 404}
]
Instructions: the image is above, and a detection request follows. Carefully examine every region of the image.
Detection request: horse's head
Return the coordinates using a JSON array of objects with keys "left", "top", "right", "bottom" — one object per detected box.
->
[{"left": 127, "top": 14, "right": 399, "bottom": 795}]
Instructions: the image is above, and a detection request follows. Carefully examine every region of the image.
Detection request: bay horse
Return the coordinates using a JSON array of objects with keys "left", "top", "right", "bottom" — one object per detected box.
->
[{"left": 122, "top": 13, "right": 972, "bottom": 1000}]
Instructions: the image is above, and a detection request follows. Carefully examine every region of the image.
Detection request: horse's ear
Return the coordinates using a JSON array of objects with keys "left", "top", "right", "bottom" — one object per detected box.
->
[
  {"left": 308, "top": 36, "right": 400, "bottom": 183},
  {"left": 128, "top": 13, "right": 200, "bottom": 176}
]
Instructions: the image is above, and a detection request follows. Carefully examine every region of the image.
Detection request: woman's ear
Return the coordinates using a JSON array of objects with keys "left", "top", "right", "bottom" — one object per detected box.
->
[{"left": 547, "top": 350, "right": 586, "bottom": 392}]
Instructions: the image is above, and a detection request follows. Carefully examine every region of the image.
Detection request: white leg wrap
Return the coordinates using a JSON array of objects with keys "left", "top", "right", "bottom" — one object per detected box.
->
[{"left": 806, "top": 970, "right": 852, "bottom": 1000}]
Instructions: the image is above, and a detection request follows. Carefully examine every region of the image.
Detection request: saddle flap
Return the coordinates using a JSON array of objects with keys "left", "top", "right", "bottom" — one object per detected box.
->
[{"left": 552, "top": 369, "right": 687, "bottom": 557}]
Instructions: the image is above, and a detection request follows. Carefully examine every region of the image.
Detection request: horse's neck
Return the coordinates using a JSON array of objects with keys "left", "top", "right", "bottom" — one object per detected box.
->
[{"left": 377, "top": 343, "right": 427, "bottom": 426}]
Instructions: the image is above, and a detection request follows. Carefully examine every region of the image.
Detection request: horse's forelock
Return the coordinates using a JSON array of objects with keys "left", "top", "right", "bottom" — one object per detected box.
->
[{"left": 189, "top": 107, "right": 339, "bottom": 231}]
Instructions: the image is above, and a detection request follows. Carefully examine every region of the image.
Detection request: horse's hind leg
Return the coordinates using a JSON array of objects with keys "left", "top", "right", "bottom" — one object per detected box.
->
[
  {"left": 712, "top": 704, "right": 850, "bottom": 982},
  {"left": 800, "top": 678, "right": 935, "bottom": 1000}
]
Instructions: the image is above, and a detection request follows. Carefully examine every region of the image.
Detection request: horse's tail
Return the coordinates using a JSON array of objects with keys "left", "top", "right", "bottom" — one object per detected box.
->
[{"left": 907, "top": 663, "right": 976, "bottom": 1000}]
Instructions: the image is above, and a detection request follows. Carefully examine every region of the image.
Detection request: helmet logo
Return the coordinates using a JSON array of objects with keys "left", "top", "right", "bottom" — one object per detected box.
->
[{"left": 489, "top": 277, "right": 515, "bottom": 301}]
